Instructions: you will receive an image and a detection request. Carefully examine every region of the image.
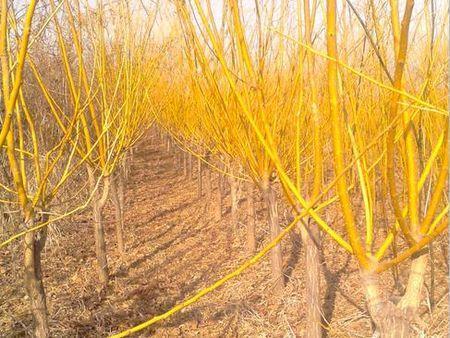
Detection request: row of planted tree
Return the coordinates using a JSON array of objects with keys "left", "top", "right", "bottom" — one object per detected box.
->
[
  {"left": 153, "top": 0, "right": 448, "bottom": 336},
  {"left": 0, "top": 1, "right": 160, "bottom": 336},
  {"left": 1, "top": 0, "right": 448, "bottom": 337}
]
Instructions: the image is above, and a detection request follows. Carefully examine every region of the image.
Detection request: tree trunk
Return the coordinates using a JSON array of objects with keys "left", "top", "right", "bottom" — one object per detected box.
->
[
  {"left": 219, "top": 173, "right": 225, "bottom": 197},
  {"left": 93, "top": 196, "right": 109, "bottom": 285},
  {"left": 188, "top": 153, "right": 193, "bottom": 180},
  {"left": 205, "top": 168, "right": 212, "bottom": 201},
  {"left": 166, "top": 137, "right": 171, "bottom": 153},
  {"left": 398, "top": 252, "right": 427, "bottom": 313},
  {"left": 129, "top": 147, "right": 134, "bottom": 162},
  {"left": 204, "top": 152, "right": 212, "bottom": 202},
  {"left": 183, "top": 152, "right": 187, "bottom": 178},
  {"left": 110, "top": 174, "right": 125, "bottom": 255},
  {"left": 360, "top": 252, "right": 428, "bottom": 337},
  {"left": 197, "top": 158, "right": 202, "bottom": 198},
  {"left": 215, "top": 173, "right": 222, "bottom": 221},
  {"left": 262, "top": 182, "right": 284, "bottom": 294},
  {"left": 24, "top": 216, "right": 49, "bottom": 338},
  {"left": 88, "top": 170, "right": 111, "bottom": 287},
  {"left": 154, "top": 127, "right": 159, "bottom": 142},
  {"left": 174, "top": 149, "right": 178, "bottom": 168},
  {"left": 229, "top": 176, "right": 239, "bottom": 232},
  {"left": 122, "top": 153, "right": 131, "bottom": 181},
  {"left": 299, "top": 218, "right": 321, "bottom": 338},
  {"left": 361, "top": 273, "right": 411, "bottom": 337},
  {"left": 246, "top": 181, "right": 256, "bottom": 254}
]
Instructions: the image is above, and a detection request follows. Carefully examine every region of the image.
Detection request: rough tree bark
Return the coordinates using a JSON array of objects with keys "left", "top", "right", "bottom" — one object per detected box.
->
[
  {"left": 173, "top": 147, "right": 181, "bottom": 168},
  {"left": 205, "top": 168, "right": 212, "bottom": 202},
  {"left": 215, "top": 172, "right": 222, "bottom": 221},
  {"left": 360, "top": 252, "right": 429, "bottom": 337},
  {"left": 88, "top": 168, "right": 111, "bottom": 286},
  {"left": 361, "top": 272, "right": 411, "bottom": 337},
  {"left": 188, "top": 153, "right": 193, "bottom": 180},
  {"left": 110, "top": 172, "right": 125, "bottom": 255},
  {"left": 166, "top": 137, "right": 171, "bottom": 153},
  {"left": 183, "top": 152, "right": 187, "bottom": 178},
  {"left": 23, "top": 213, "right": 49, "bottom": 338},
  {"left": 129, "top": 146, "right": 134, "bottom": 163},
  {"left": 246, "top": 181, "right": 256, "bottom": 254},
  {"left": 122, "top": 152, "right": 131, "bottom": 181},
  {"left": 204, "top": 152, "right": 212, "bottom": 202},
  {"left": 299, "top": 218, "right": 321, "bottom": 337},
  {"left": 398, "top": 254, "right": 427, "bottom": 312},
  {"left": 262, "top": 181, "right": 284, "bottom": 294},
  {"left": 229, "top": 176, "right": 239, "bottom": 232},
  {"left": 197, "top": 157, "right": 202, "bottom": 198}
]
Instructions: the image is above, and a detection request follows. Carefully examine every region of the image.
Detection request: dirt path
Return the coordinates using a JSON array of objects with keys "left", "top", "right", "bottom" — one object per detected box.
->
[
  {"left": 2, "top": 134, "right": 301, "bottom": 337},
  {"left": 97, "top": 135, "right": 300, "bottom": 337},
  {"left": 1, "top": 133, "right": 448, "bottom": 337}
]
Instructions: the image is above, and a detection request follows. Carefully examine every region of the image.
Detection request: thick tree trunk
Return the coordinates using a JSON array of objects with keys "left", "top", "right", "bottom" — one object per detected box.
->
[
  {"left": 300, "top": 218, "right": 321, "bottom": 338},
  {"left": 219, "top": 171, "right": 225, "bottom": 196},
  {"left": 215, "top": 173, "right": 222, "bottom": 221},
  {"left": 204, "top": 152, "right": 212, "bottom": 201},
  {"left": 188, "top": 153, "right": 193, "bottom": 180},
  {"left": 166, "top": 137, "right": 171, "bottom": 153},
  {"left": 129, "top": 147, "right": 134, "bottom": 162},
  {"left": 197, "top": 158, "right": 202, "bottom": 198},
  {"left": 205, "top": 168, "right": 212, "bottom": 201},
  {"left": 398, "top": 252, "right": 427, "bottom": 313},
  {"left": 246, "top": 181, "right": 256, "bottom": 254},
  {"left": 122, "top": 153, "right": 131, "bottom": 181},
  {"left": 174, "top": 147, "right": 181, "bottom": 169},
  {"left": 361, "top": 272, "right": 411, "bottom": 337},
  {"left": 229, "top": 176, "right": 239, "bottom": 232},
  {"left": 110, "top": 174, "right": 125, "bottom": 255},
  {"left": 262, "top": 183, "right": 284, "bottom": 294},
  {"left": 154, "top": 127, "right": 159, "bottom": 142},
  {"left": 93, "top": 194, "right": 109, "bottom": 285},
  {"left": 88, "top": 169, "right": 111, "bottom": 287},
  {"left": 24, "top": 216, "right": 49, "bottom": 338},
  {"left": 360, "top": 251, "right": 428, "bottom": 337},
  {"left": 183, "top": 152, "right": 187, "bottom": 178}
]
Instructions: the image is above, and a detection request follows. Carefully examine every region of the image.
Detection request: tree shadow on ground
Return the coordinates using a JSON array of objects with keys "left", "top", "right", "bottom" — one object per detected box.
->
[
  {"left": 284, "top": 229, "right": 302, "bottom": 283},
  {"left": 321, "top": 254, "right": 364, "bottom": 337},
  {"left": 73, "top": 233, "right": 230, "bottom": 337}
]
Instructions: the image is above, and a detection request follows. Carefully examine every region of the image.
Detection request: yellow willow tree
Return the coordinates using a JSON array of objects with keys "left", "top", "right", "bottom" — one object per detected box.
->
[
  {"left": 318, "top": 0, "right": 447, "bottom": 335},
  {"left": 83, "top": 0, "right": 158, "bottom": 270},
  {"left": 170, "top": 5, "right": 336, "bottom": 332},
  {"left": 172, "top": 0, "right": 312, "bottom": 294},
  {"left": 169, "top": 0, "right": 447, "bottom": 336},
  {"left": 156, "top": 3, "right": 241, "bottom": 236},
  {"left": 239, "top": 0, "right": 447, "bottom": 335},
  {"left": 250, "top": 0, "right": 447, "bottom": 335},
  {"left": 293, "top": 0, "right": 324, "bottom": 335},
  {"left": 0, "top": 1, "right": 99, "bottom": 336},
  {"left": 0, "top": 2, "right": 47, "bottom": 335},
  {"left": 34, "top": 0, "right": 159, "bottom": 286},
  {"left": 152, "top": 40, "right": 244, "bottom": 241}
]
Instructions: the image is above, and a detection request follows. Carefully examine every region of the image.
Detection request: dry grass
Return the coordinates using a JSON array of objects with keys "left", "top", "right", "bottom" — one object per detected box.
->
[{"left": 1, "top": 134, "right": 448, "bottom": 337}]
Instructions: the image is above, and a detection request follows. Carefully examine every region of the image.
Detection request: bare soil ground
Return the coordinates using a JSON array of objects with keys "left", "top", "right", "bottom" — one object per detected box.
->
[{"left": 1, "top": 135, "right": 448, "bottom": 337}]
